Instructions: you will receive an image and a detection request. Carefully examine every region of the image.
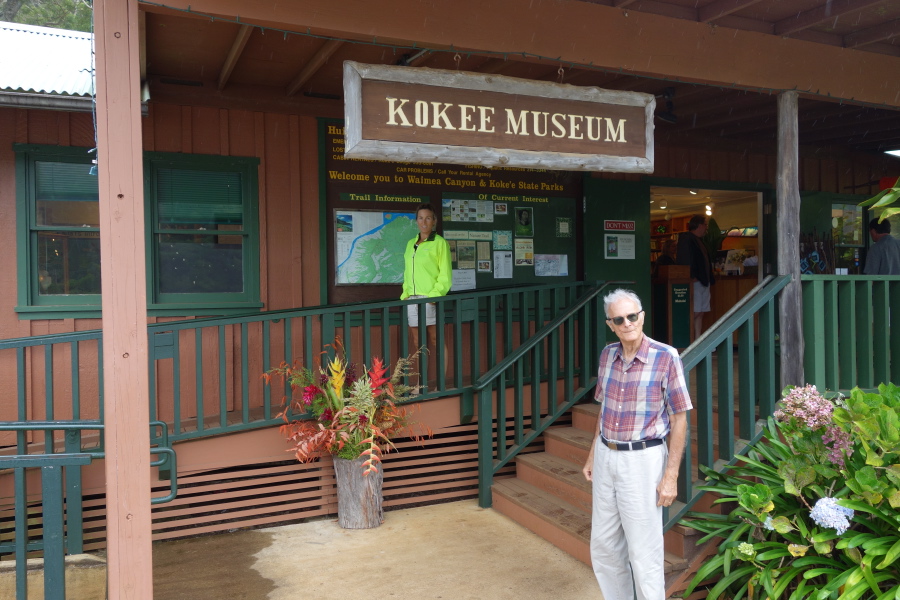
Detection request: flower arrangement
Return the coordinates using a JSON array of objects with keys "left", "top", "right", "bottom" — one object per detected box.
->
[
  {"left": 726, "top": 249, "right": 749, "bottom": 266},
  {"left": 682, "top": 383, "right": 900, "bottom": 599},
  {"left": 262, "top": 341, "right": 429, "bottom": 475}
]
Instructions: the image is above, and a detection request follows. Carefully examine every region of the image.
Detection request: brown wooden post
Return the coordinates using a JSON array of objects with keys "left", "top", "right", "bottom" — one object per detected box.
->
[
  {"left": 93, "top": 0, "right": 154, "bottom": 597},
  {"left": 777, "top": 91, "right": 805, "bottom": 388}
]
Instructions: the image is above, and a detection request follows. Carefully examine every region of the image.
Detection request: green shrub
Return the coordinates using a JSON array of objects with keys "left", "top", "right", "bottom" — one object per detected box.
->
[{"left": 681, "top": 384, "right": 900, "bottom": 599}]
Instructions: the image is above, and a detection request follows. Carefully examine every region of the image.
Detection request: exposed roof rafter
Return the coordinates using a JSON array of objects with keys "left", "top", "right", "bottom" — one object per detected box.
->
[
  {"left": 844, "top": 18, "right": 900, "bottom": 48},
  {"left": 775, "top": 0, "right": 887, "bottom": 36},
  {"left": 217, "top": 24, "right": 253, "bottom": 91},
  {"left": 285, "top": 39, "right": 343, "bottom": 97},
  {"left": 698, "top": 0, "right": 764, "bottom": 24}
]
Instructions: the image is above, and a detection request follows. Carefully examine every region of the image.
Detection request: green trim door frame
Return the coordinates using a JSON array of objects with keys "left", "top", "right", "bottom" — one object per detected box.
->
[{"left": 583, "top": 177, "right": 651, "bottom": 344}]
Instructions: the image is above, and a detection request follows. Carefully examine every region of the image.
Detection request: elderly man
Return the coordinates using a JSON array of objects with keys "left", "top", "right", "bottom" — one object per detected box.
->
[{"left": 582, "top": 289, "right": 693, "bottom": 600}]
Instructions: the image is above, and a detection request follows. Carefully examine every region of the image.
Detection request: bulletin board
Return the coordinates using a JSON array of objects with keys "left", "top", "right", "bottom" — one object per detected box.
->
[{"left": 439, "top": 192, "right": 578, "bottom": 292}]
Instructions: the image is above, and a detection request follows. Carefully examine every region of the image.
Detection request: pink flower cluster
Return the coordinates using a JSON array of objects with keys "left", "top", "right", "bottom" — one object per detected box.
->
[
  {"left": 302, "top": 384, "right": 322, "bottom": 407},
  {"left": 822, "top": 425, "right": 853, "bottom": 469},
  {"left": 774, "top": 385, "right": 833, "bottom": 431}
]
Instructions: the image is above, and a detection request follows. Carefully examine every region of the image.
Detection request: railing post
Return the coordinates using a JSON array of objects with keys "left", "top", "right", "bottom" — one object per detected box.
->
[
  {"left": 477, "top": 387, "right": 494, "bottom": 508},
  {"left": 802, "top": 278, "right": 826, "bottom": 390}
]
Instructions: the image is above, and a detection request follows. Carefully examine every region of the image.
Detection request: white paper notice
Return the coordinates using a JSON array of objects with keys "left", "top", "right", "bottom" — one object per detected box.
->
[
  {"left": 493, "top": 251, "right": 513, "bottom": 278},
  {"left": 535, "top": 254, "right": 569, "bottom": 276},
  {"left": 604, "top": 234, "right": 636, "bottom": 260},
  {"left": 451, "top": 269, "right": 476, "bottom": 291}
]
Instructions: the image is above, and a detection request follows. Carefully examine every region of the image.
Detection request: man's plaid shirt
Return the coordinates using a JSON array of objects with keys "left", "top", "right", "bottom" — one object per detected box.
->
[{"left": 594, "top": 334, "right": 693, "bottom": 442}]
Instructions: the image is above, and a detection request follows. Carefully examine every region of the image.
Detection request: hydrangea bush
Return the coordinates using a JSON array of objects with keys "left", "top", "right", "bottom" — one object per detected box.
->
[{"left": 682, "top": 383, "right": 900, "bottom": 599}]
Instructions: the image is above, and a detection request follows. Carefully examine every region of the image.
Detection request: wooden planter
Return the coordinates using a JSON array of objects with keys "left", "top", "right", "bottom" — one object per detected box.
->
[{"left": 333, "top": 456, "right": 384, "bottom": 529}]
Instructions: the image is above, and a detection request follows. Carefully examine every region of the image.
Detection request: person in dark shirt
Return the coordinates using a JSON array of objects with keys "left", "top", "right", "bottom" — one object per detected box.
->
[
  {"left": 863, "top": 218, "right": 900, "bottom": 275},
  {"left": 676, "top": 215, "right": 714, "bottom": 340}
]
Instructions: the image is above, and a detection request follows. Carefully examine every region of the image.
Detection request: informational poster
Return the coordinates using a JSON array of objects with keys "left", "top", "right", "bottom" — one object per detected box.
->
[
  {"left": 456, "top": 240, "right": 477, "bottom": 269},
  {"left": 604, "top": 233, "right": 635, "bottom": 260},
  {"left": 444, "top": 198, "right": 495, "bottom": 223},
  {"left": 515, "top": 239, "right": 534, "bottom": 266},
  {"left": 493, "top": 230, "right": 512, "bottom": 250},
  {"left": 556, "top": 217, "right": 573, "bottom": 238},
  {"left": 452, "top": 269, "right": 476, "bottom": 290},
  {"left": 514, "top": 207, "right": 534, "bottom": 237},
  {"left": 494, "top": 251, "right": 513, "bottom": 278},
  {"left": 477, "top": 260, "right": 492, "bottom": 272},
  {"left": 476, "top": 241, "right": 491, "bottom": 260},
  {"left": 535, "top": 254, "right": 569, "bottom": 277},
  {"left": 335, "top": 210, "right": 417, "bottom": 284}
]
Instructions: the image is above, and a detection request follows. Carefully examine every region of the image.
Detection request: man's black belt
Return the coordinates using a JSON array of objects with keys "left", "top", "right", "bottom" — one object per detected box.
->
[{"left": 601, "top": 435, "right": 664, "bottom": 451}]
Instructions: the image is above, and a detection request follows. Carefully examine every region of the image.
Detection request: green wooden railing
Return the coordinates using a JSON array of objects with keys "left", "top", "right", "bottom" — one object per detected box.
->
[
  {"left": 147, "top": 282, "right": 593, "bottom": 442},
  {"left": 476, "top": 281, "right": 615, "bottom": 507},
  {"left": 664, "top": 274, "right": 789, "bottom": 527},
  {"left": 801, "top": 275, "right": 900, "bottom": 393}
]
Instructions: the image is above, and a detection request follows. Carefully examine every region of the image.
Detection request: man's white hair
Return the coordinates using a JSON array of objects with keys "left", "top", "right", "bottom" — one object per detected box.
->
[{"left": 603, "top": 288, "right": 643, "bottom": 317}]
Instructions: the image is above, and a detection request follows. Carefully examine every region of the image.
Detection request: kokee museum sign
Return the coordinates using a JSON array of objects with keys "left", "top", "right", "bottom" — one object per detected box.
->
[{"left": 343, "top": 61, "right": 655, "bottom": 173}]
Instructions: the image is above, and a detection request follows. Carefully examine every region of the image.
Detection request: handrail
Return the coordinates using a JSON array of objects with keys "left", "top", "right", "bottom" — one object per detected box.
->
[
  {"left": 663, "top": 273, "right": 789, "bottom": 529},
  {"left": 681, "top": 275, "right": 791, "bottom": 369},
  {"left": 473, "top": 281, "right": 630, "bottom": 390},
  {"left": 476, "top": 281, "right": 621, "bottom": 507}
]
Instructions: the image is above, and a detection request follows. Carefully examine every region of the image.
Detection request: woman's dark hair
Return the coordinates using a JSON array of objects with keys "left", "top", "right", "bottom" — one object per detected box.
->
[
  {"left": 416, "top": 203, "right": 436, "bottom": 218},
  {"left": 687, "top": 215, "right": 707, "bottom": 231}
]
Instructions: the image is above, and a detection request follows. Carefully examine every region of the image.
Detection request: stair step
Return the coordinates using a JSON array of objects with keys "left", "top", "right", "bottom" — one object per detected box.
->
[
  {"left": 492, "top": 478, "right": 592, "bottom": 564},
  {"left": 492, "top": 478, "right": 690, "bottom": 575},
  {"left": 543, "top": 427, "right": 593, "bottom": 465},
  {"left": 516, "top": 452, "right": 591, "bottom": 513},
  {"left": 572, "top": 403, "right": 600, "bottom": 432}
]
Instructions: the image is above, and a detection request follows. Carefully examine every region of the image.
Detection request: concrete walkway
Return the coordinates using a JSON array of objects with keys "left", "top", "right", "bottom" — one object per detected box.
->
[{"left": 153, "top": 500, "right": 601, "bottom": 600}]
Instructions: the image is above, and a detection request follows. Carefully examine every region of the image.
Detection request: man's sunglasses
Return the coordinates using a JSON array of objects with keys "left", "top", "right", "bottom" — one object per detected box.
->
[{"left": 606, "top": 310, "right": 644, "bottom": 326}]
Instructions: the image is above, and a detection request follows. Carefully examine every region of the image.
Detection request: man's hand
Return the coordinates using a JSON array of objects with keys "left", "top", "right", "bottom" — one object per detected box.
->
[
  {"left": 582, "top": 459, "right": 593, "bottom": 482},
  {"left": 656, "top": 474, "right": 677, "bottom": 507}
]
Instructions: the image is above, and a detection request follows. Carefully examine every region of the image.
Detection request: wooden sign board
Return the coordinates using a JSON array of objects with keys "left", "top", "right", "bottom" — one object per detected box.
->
[{"left": 343, "top": 61, "right": 655, "bottom": 173}]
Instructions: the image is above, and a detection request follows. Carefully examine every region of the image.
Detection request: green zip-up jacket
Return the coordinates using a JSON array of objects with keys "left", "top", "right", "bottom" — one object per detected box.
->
[{"left": 400, "top": 232, "right": 452, "bottom": 300}]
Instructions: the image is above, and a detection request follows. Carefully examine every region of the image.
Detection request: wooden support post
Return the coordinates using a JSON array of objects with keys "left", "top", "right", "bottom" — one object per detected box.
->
[
  {"left": 93, "top": 0, "right": 154, "bottom": 597},
  {"left": 777, "top": 91, "right": 805, "bottom": 388}
]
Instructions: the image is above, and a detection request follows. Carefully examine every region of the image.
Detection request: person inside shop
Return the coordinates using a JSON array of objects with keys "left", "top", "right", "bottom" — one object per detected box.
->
[
  {"left": 676, "top": 215, "right": 714, "bottom": 340},
  {"left": 863, "top": 217, "right": 900, "bottom": 275},
  {"left": 581, "top": 289, "right": 692, "bottom": 600},
  {"left": 400, "top": 203, "right": 452, "bottom": 384},
  {"left": 653, "top": 238, "right": 677, "bottom": 277}
]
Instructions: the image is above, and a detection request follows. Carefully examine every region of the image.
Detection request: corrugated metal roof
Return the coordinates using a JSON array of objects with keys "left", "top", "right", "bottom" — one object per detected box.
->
[{"left": 0, "top": 21, "right": 93, "bottom": 97}]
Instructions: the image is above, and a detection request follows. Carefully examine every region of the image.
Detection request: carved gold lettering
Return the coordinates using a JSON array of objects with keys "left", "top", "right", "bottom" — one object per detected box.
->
[
  {"left": 568, "top": 114, "right": 584, "bottom": 140},
  {"left": 459, "top": 104, "right": 476, "bottom": 131},
  {"left": 478, "top": 106, "right": 495, "bottom": 132},
  {"left": 586, "top": 116, "right": 603, "bottom": 141},
  {"left": 415, "top": 100, "right": 429, "bottom": 127},
  {"left": 551, "top": 113, "right": 567, "bottom": 138},
  {"left": 605, "top": 118, "right": 627, "bottom": 142},
  {"left": 431, "top": 102, "right": 456, "bottom": 130},
  {"left": 505, "top": 109, "right": 528, "bottom": 135},
  {"left": 386, "top": 98, "right": 412, "bottom": 126},
  {"left": 532, "top": 111, "right": 549, "bottom": 137}
]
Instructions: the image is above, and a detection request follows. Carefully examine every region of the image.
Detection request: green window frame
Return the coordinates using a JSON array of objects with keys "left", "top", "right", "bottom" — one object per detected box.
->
[
  {"left": 144, "top": 152, "right": 261, "bottom": 315},
  {"left": 15, "top": 145, "right": 261, "bottom": 319},
  {"left": 15, "top": 145, "right": 102, "bottom": 316}
]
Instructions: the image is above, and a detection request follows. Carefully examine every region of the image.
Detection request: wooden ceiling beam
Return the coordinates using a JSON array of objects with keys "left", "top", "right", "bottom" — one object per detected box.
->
[
  {"left": 477, "top": 58, "right": 511, "bottom": 74},
  {"left": 285, "top": 39, "right": 343, "bottom": 97},
  {"left": 217, "top": 24, "right": 253, "bottom": 91},
  {"left": 613, "top": 0, "right": 638, "bottom": 7},
  {"left": 844, "top": 19, "right": 900, "bottom": 48},
  {"left": 775, "top": 0, "right": 887, "bottom": 36},
  {"left": 698, "top": 0, "right": 764, "bottom": 23}
]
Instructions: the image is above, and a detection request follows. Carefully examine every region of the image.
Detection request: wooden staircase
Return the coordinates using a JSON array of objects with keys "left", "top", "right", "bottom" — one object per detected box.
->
[{"left": 491, "top": 404, "right": 706, "bottom": 597}]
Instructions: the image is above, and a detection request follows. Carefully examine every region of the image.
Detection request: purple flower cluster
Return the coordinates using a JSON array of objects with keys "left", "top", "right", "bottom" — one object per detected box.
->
[
  {"left": 810, "top": 497, "right": 854, "bottom": 535},
  {"left": 774, "top": 385, "right": 833, "bottom": 431},
  {"left": 822, "top": 425, "right": 853, "bottom": 469}
]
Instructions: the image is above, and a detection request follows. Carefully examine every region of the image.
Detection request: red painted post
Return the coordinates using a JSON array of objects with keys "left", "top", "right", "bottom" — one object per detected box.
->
[{"left": 93, "top": 0, "right": 154, "bottom": 597}]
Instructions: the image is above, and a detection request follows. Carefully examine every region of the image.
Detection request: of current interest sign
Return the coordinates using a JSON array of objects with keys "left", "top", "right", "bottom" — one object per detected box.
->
[{"left": 343, "top": 61, "right": 655, "bottom": 173}]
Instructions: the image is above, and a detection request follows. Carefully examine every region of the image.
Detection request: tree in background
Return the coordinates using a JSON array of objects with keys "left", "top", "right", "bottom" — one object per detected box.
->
[{"left": 1, "top": 0, "right": 92, "bottom": 33}]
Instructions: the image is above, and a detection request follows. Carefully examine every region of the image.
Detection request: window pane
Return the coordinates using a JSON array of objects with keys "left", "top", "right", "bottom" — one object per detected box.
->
[
  {"left": 35, "top": 161, "right": 100, "bottom": 227},
  {"left": 37, "top": 232, "right": 102, "bottom": 295},
  {"left": 157, "top": 233, "right": 244, "bottom": 294},
  {"left": 157, "top": 169, "right": 243, "bottom": 228}
]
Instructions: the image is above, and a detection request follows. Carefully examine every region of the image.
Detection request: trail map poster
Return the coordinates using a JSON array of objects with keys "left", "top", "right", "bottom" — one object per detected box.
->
[{"left": 335, "top": 210, "right": 418, "bottom": 284}]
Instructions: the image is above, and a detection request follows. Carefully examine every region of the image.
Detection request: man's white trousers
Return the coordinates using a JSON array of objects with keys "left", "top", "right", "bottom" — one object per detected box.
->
[{"left": 590, "top": 441, "right": 667, "bottom": 600}]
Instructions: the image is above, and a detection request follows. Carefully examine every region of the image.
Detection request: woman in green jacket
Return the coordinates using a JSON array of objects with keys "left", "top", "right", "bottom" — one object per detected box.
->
[{"left": 401, "top": 203, "right": 452, "bottom": 380}]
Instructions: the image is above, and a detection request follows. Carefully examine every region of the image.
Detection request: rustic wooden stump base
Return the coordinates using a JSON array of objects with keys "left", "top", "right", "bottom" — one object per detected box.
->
[{"left": 333, "top": 456, "right": 384, "bottom": 529}]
